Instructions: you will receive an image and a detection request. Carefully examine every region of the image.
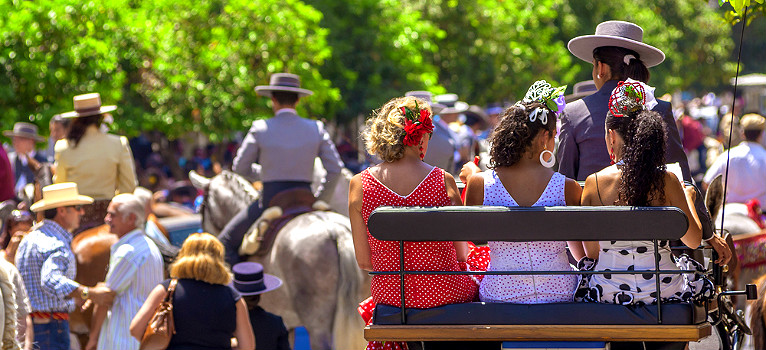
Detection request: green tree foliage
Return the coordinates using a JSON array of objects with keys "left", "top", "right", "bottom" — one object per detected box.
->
[
  {"left": 303, "top": 0, "right": 443, "bottom": 123},
  {"left": 413, "top": 0, "right": 577, "bottom": 105},
  {"left": 720, "top": 0, "right": 766, "bottom": 25},
  {"left": 556, "top": 0, "right": 736, "bottom": 94},
  {"left": 130, "top": 0, "right": 339, "bottom": 141},
  {"left": 0, "top": 0, "right": 138, "bottom": 129}
]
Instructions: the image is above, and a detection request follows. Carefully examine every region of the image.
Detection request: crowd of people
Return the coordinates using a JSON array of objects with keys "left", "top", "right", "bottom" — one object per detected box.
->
[{"left": 0, "top": 17, "right": 764, "bottom": 350}]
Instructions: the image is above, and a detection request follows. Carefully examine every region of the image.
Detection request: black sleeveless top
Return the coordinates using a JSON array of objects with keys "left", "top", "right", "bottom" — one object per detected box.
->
[{"left": 161, "top": 278, "right": 241, "bottom": 350}]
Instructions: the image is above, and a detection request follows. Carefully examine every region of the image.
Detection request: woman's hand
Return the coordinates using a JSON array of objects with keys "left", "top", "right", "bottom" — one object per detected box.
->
[{"left": 459, "top": 162, "right": 481, "bottom": 184}]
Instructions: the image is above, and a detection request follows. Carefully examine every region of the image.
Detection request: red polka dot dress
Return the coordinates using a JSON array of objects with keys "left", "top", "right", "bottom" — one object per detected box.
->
[{"left": 358, "top": 167, "right": 480, "bottom": 350}]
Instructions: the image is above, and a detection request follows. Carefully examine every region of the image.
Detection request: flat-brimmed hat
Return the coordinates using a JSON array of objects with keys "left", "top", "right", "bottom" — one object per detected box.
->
[
  {"left": 3, "top": 122, "right": 45, "bottom": 142},
  {"left": 565, "top": 80, "right": 598, "bottom": 103},
  {"left": 741, "top": 113, "right": 766, "bottom": 131},
  {"left": 231, "top": 262, "right": 282, "bottom": 296},
  {"left": 435, "top": 93, "right": 469, "bottom": 114},
  {"left": 568, "top": 21, "right": 665, "bottom": 68},
  {"left": 404, "top": 91, "right": 445, "bottom": 115},
  {"left": 30, "top": 183, "right": 94, "bottom": 212},
  {"left": 255, "top": 73, "right": 313, "bottom": 97},
  {"left": 61, "top": 93, "right": 117, "bottom": 118}
]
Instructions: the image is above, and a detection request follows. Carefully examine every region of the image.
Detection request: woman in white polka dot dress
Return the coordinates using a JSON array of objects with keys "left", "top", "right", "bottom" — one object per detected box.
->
[{"left": 462, "top": 81, "right": 584, "bottom": 303}]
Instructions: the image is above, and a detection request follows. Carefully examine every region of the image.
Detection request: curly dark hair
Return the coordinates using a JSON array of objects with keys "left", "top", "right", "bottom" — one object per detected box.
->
[
  {"left": 606, "top": 109, "right": 667, "bottom": 206},
  {"left": 489, "top": 102, "right": 556, "bottom": 168},
  {"left": 66, "top": 114, "right": 104, "bottom": 147}
]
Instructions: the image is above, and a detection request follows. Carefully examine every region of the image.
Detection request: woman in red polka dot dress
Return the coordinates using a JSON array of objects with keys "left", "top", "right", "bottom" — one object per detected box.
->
[
  {"left": 349, "top": 96, "right": 485, "bottom": 350},
  {"left": 462, "top": 81, "right": 584, "bottom": 304}
]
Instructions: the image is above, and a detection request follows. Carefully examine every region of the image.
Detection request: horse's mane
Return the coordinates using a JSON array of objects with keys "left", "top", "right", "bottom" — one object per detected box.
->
[{"left": 216, "top": 170, "right": 259, "bottom": 204}]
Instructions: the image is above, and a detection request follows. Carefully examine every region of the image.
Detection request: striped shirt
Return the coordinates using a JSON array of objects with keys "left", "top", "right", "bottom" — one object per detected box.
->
[
  {"left": 16, "top": 219, "right": 79, "bottom": 313},
  {"left": 98, "top": 229, "right": 164, "bottom": 350}
]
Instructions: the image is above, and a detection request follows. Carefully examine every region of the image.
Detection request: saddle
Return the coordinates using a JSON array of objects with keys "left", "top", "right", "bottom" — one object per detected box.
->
[{"left": 240, "top": 188, "right": 325, "bottom": 257}]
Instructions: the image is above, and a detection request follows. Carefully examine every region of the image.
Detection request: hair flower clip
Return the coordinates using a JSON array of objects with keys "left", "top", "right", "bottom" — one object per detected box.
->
[
  {"left": 608, "top": 78, "right": 657, "bottom": 118},
  {"left": 400, "top": 101, "right": 434, "bottom": 147},
  {"left": 519, "top": 80, "right": 568, "bottom": 124}
]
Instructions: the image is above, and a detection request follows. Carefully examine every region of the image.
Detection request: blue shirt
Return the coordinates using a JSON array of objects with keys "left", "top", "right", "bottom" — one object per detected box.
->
[{"left": 16, "top": 219, "right": 79, "bottom": 312}]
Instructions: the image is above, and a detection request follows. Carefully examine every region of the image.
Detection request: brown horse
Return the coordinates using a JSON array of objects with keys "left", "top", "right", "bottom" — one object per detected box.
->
[{"left": 189, "top": 170, "right": 369, "bottom": 350}]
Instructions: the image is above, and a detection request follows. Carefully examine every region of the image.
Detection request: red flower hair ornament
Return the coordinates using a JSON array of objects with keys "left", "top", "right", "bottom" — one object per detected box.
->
[
  {"left": 608, "top": 78, "right": 658, "bottom": 118},
  {"left": 400, "top": 102, "right": 434, "bottom": 147}
]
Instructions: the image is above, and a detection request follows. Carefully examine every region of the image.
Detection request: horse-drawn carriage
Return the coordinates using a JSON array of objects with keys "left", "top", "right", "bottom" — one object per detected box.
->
[{"left": 363, "top": 206, "right": 756, "bottom": 350}]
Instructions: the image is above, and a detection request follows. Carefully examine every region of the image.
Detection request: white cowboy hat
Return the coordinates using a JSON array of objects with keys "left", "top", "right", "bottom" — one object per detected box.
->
[
  {"left": 435, "top": 93, "right": 469, "bottom": 114},
  {"left": 568, "top": 21, "right": 665, "bottom": 68},
  {"left": 60, "top": 93, "right": 117, "bottom": 118},
  {"left": 30, "top": 183, "right": 94, "bottom": 212},
  {"left": 3, "top": 122, "right": 46, "bottom": 142},
  {"left": 404, "top": 91, "right": 446, "bottom": 115},
  {"left": 255, "top": 73, "right": 313, "bottom": 97}
]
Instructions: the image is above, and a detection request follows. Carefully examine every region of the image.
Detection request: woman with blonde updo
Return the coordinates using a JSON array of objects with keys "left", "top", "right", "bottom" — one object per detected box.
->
[
  {"left": 350, "top": 96, "right": 480, "bottom": 350},
  {"left": 130, "top": 233, "right": 254, "bottom": 350}
]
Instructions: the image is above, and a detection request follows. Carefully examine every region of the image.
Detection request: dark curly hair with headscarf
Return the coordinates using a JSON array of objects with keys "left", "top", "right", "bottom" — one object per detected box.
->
[
  {"left": 606, "top": 107, "right": 667, "bottom": 206},
  {"left": 489, "top": 101, "right": 556, "bottom": 168}
]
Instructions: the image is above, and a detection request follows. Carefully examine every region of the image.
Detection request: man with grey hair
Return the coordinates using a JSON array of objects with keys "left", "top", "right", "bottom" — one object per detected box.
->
[{"left": 86, "top": 193, "right": 163, "bottom": 350}]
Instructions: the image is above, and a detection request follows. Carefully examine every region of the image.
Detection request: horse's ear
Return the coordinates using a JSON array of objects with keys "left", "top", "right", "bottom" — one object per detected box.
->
[
  {"left": 705, "top": 174, "right": 724, "bottom": 220},
  {"left": 189, "top": 170, "right": 211, "bottom": 190}
]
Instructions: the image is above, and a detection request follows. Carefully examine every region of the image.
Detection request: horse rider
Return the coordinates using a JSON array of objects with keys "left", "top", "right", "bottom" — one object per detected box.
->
[
  {"left": 3, "top": 122, "right": 48, "bottom": 198},
  {"left": 222, "top": 72, "right": 344, "bottom": 265},
  {"left": 54, "top": 93, "right": 138, "bottom": 234},
  {"left": 16, "top": 183, "right": 114, "bottom": 350}
]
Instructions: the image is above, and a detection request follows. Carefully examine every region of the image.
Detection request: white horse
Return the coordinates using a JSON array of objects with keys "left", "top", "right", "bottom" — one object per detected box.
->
[
  {"left": 189, "top": 170, "right": 369, "bottom": 350},
  {"left": 311, "top": 157, "right": 353, "bottom": 217}
]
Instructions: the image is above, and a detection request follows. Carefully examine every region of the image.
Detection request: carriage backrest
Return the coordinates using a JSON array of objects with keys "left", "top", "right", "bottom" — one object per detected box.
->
[{"left": 367, "top": 206, "right": 689, "bottom": 242}]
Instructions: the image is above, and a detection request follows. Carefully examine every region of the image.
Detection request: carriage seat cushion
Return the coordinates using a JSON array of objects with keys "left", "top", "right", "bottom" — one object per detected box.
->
[{"left": 373, "top": 302, "right": 706, "bottom": 326}]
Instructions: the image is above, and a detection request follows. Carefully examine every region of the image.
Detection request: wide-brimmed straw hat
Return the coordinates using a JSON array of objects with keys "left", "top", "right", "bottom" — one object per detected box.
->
[
  {"left": 3, "top": 122, "right": 45, "bottom": 142},
  {"left": 404, "top": 91, "right": 445, "bottom": 115},
  {"left": 255, "top": 73, "right": 313, "bottom": 97},
  {"left": 231, "top": 262, "right": 282, "bottom": 296},
  {"left": 435, "top": 93, "right": 469, "bottom": 115},
  {"left": 30, "top": 183, "right": 94, "bottom": 212},
  {"left": 565, "top": 80, "right": 598, "bottom": 103},
  {"left": 568, "top": 21, "right": 665, "bottom": 68},
  {"left": 61, "top": 93, "right": 117, "bottom": 118}
]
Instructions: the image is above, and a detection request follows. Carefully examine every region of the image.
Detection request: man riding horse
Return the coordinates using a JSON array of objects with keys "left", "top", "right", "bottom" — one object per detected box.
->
[{"left": 220, "top": 72, "right": 345, "bottom": 265}]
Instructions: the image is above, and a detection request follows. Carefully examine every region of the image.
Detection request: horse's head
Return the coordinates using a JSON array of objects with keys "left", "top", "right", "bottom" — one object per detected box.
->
[
  {"left": 705, "top": 174, "right": 724, "bottom": 222},
  {"left": 189, "top": 170, "right": 260, "bottom": 235}
]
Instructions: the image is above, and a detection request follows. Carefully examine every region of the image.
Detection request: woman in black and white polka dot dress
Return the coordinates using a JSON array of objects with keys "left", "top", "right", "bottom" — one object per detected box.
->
[{"left": 576, "top": 80, "right": 712, "bottom": 305}]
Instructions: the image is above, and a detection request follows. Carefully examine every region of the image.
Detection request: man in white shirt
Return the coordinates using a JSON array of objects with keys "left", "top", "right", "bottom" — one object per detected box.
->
[
  {"left": 86, "top": 194, "right": 164, "bottom": 350},
  {"left": 704, "top": 113, "right": 766, "bottom": 206}
]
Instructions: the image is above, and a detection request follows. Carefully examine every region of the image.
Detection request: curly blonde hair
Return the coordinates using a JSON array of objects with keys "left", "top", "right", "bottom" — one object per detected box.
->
[
  {"left": 363, "top": 96, "right": 432, "bottom": 163},
  {"left": 169, "top": 233, "right": 232, "bottom": 285}
]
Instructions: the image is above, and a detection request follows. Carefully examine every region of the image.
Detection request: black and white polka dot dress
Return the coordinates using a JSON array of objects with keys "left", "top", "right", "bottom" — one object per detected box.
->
[{"left": 578, "top": 240, "right": 712, "bottom": 305}]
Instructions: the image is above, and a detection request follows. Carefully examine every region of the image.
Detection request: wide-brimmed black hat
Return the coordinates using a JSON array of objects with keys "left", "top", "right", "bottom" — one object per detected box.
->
[
  {"left": 255, "top": 73, "right": 313, "bottom": 97},
  {"left": 231, "top": 262, "right": 282, "bottom": 296},
  {"left": 3, "top": 122, "right": 45, "bottom": 142},
  {"left": 568, "top": 21, "right": 665, "bottom": 68}
]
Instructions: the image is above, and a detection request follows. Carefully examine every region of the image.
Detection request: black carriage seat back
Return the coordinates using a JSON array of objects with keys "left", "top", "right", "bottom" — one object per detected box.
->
[{"left": 367, "top": 206, "right": 688, "bottom": 242}]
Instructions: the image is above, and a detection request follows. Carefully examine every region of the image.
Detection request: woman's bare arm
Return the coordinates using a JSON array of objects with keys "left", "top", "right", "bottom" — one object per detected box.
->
[
  {"left": 349, "top": 175, "right": 373, "bottom": 271},
  {"left": 129, "top": 284, "right": 167, "bottom": 340},
  {"left": 232, "top": 299, "right": 255, "bottom": 350},
  {"left": 444, "top": 172, "right": 470, "bottom": 262},
  {"left": 665, "top": 172, "right": 702, "bottom": 249}
]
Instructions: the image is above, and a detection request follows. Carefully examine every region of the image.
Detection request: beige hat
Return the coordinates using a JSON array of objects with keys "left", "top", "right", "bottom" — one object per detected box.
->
[
  {"left": 3, "top": 122, "right": 45, "bottom": 142},
  {"left": 61, "top": 93, "right": 117, "bottom": 118},
  {"left": 255, "top": 73, "right": 313, "bottom": 97},
  {"left": 568, "top": 21, "right": 665, "bottom": 68},
  {"left": 741, "top": 113, "right": 766, "bottom": 131},
  {"left": 30, "top": 183, "right": 94, "bottom": 212}
]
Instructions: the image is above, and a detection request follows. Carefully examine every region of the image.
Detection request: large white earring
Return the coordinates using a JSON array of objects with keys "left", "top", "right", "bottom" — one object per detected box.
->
[{"left": 540, "top": 149, "right": 555, "bottom": 168}]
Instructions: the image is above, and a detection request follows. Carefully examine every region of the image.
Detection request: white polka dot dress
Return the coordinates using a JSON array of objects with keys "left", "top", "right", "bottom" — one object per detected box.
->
[{"left": 479, "top": 170, "right": 578, "bottom": 303}]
